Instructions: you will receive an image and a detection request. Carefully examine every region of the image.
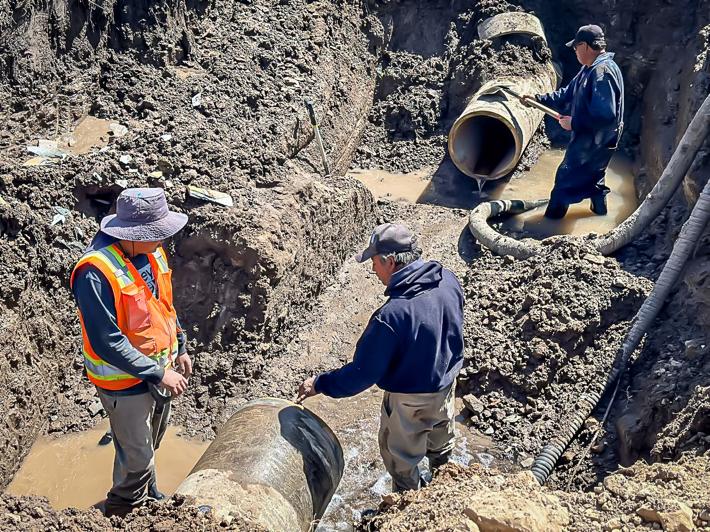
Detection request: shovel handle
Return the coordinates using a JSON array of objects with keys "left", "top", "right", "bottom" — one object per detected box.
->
[
  {"left": 522, "top": 96, "right": 562, "bottom": 121},
  {"left": 499, "top": 86, "right": 561, "bottom": 120}
]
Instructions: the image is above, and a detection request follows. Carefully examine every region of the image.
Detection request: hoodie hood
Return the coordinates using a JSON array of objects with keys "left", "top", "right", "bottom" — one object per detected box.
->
[{"left": 386, "top": 259, "right": 443, "bottom": 298}]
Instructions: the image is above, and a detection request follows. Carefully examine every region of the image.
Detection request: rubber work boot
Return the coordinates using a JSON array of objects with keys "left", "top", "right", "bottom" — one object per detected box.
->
[
  {"left": 98, "top": 430, "right": 113, "bottom": 446},
  {"left": 148, "top": 480, "right": 166, "bottom": 501},
  {"left": 544, "top": 199, "right": 569, "bottom": 219},
  {"left": 590, "top": 194, "right": 608, "bottom": 215}
]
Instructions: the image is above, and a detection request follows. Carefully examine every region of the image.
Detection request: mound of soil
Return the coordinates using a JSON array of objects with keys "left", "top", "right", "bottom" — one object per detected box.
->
[
  {"left": 361, "top": 456, "right": 710, "bottom": 531},
  {"left": 352, "top": 0, "right": 550, "bottom": 176},
  {"left": 457, "top": 240, "right": 651, "bottom": 474}
]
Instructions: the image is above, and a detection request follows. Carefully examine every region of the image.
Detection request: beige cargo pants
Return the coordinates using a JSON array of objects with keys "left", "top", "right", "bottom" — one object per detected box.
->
[
  {"left": 97, "top": 388, "right": 170, "bottom": 516},
  {"left": 378, "top": 383, "right": 456, "bottom": 492}
]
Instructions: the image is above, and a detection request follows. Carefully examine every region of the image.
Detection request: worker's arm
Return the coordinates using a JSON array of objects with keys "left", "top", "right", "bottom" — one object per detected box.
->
[
  {"left": 72, "top": 265, "right": 165, "bottom": 384},
  {"left": 572, "top": 69, "right": 619, "bottom": 133},
  {"left": 535, "top": 77, "right": 576, "bottom": 113},
  {"left": 313, "top": 316, "right": 398, "bottom": 398}
]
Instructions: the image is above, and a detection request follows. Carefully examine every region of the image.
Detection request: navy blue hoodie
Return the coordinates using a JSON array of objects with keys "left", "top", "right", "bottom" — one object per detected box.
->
[{"left": 314, "top": 259, "right": 464, "bottom": 397}]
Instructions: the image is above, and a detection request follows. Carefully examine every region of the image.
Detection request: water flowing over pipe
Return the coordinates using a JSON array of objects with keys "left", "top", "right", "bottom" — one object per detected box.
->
[
  {"left": 175, "top": 398, "right": 344, "bottom": 530},
  {"left": 448, "top": 13, "right": 558, "bottom": 184},
  {"left": 531, "top": 173, "right": 710, "bottom": 484}
]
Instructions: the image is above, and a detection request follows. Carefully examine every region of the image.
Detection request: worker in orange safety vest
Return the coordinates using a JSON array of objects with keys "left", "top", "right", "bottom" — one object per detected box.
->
[{"left": 70, "top": 188, "right": 191, "bottom": 517}]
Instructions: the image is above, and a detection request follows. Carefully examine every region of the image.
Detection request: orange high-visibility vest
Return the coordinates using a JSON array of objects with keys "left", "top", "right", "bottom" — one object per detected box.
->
[{"left": 70, "top": 243, "right": 178, "bottom": 391}]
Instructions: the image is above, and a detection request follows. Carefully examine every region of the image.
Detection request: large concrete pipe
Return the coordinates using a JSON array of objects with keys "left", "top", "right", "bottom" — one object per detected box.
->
[
  {"left": 448, "top": 13, "right": 557, "bottom": 183},
  {"left": 175, "top": 398, "right": 344, "bottom": 531},
  {"left": 477, "top": 12, "right": 548, "bottom": 44}
]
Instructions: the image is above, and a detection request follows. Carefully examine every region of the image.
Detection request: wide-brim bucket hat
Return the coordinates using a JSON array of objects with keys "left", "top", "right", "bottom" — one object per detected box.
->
[{"left": 100, "top": 187, "right": 188, "bottom": 241}]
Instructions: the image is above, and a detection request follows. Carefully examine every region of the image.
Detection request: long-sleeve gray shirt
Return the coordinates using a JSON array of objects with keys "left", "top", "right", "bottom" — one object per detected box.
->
[{"left": 72, "top": 233, "right": 187, "bottom": 395}]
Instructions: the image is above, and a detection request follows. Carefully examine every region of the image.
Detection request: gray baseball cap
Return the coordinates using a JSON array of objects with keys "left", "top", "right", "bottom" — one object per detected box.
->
[
  {"left": 100, "top": 188, "right": 188, "bottom": 242},
  {"left": 355, "top": 223, "right": 415, "bottom": 263}
]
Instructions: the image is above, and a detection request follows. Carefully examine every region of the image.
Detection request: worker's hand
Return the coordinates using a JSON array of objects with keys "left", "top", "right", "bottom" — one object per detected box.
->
[
  {"left": 295, "top": 376, "right": 319, "bottom": 404},
  {"left": 161, "top": 369, "right": 188, "bottom": 397},
  {"left": 558, "top": 115, "right": 573, "bottom": 131},
  {"left": 176, "top": 353, "right": 193, "bottom": 378}
]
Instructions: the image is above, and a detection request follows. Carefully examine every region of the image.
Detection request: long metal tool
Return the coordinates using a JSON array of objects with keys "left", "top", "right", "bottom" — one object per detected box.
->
[
  {"left": 304, "top": 99, "right": 331, "bottom": 176},
  {"left": 496, "top": 85, "right": 561, "bottom": 120}
]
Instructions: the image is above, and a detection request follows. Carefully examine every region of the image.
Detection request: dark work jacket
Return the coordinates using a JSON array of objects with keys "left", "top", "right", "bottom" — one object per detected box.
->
[
  {"left": 537, "top": 52, "right": 624, "bottom": 204},
  {"left": 314, "top": 260, "right": 464, "bottom": 397}
]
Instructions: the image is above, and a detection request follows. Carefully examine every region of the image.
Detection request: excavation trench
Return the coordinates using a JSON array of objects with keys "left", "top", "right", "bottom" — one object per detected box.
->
[{"left": 1, "top": 0, "right": 710, "bottom": 529}]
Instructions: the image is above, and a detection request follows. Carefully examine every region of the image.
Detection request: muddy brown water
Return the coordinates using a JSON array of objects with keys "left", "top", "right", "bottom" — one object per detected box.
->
[
  {"left": 6, "top": 420, "right": 208, "bottom": 510},
  {"left": 351, "top": 149, "right": 637, "bottom": 238},
  {"left": 310, "top": 390, "right": 501, "bottom": 531}
]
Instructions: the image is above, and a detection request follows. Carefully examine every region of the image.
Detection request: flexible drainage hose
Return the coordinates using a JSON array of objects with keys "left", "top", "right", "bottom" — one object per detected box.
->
[{"left": 531, "top": 173, "right": 710, "bottom": 484}]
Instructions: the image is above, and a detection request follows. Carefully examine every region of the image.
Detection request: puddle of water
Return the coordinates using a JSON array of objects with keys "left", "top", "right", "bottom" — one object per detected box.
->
[
  {"left": 351, "top": 149, "right": 637, "bottom": 238},
  {"left": 307, "top": 390, "right": 499, "bottom": 531},
  {"left": 61, "top": 116, "right": 113, "bottom": 155},
  {"left": 5, "top": 419, "right": 209, "bottom": 510},
  {"left": 491, "top": 149, "right": 638, "bottom": 237},
  {"left": 350, "top": 167, "right": 434, "bottom": 203}
]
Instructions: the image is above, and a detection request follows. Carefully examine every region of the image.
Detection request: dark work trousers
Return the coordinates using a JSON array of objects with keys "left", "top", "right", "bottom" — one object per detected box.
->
[{"left": 545, "top": 132, "right": 616, "bottom": 219}]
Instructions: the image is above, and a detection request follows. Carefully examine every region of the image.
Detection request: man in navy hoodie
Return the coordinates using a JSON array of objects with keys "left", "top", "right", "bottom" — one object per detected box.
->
[
  {"left": 527, "top": 24, "right": 624, "bottom": 219},
  {"left": 297, "top": 223, "right": 464, "bottom": 492}
]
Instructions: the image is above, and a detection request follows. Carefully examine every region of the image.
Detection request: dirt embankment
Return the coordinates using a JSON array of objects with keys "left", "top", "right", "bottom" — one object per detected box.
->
[
  {"left": 0, "top": 493, "right": 268, "bottom": 531},
  {"left": 0, "top": 0, "right": 382, "bottom": 490},
  {"left": 458, "top": 240, "right": 650, "bottom": 477},
  {"left": 362, "top": 457, "right": 710, "bottom": 531}
]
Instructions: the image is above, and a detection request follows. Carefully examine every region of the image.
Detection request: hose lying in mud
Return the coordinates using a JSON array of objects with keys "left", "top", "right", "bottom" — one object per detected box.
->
[
  {"left": 467, "top": 199, "right": 549, "bottom": 258},
  {"left": 531, "top": 172, "right": 710, "bottom": 484},
  {"left": 468, "top": 91, "right": 710, "bottom": 259},
  {"left": 448, "top": 13, "right": 558, "bottom": 183},
  {"left": 175, "top": 398, "right": 344, "bottom": 531}
]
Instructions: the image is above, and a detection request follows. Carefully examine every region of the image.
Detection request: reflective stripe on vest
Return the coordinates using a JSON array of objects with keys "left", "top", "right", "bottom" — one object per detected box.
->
[{"left": 71, "top": 243, "right": 178, "bottom": 391}]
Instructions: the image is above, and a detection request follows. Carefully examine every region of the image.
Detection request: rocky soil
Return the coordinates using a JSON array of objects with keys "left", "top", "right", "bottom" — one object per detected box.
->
[
  {"left": 0, "top": 493, "right": 267, "bottom": 531},
  {"left": 362, "top": 456, "right": 710, "bottom": 531}
]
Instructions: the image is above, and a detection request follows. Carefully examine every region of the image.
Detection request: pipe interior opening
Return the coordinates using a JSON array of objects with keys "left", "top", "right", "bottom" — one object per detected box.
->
[{"left": 452, "top": 115, "right": 517, "bottom": 180}]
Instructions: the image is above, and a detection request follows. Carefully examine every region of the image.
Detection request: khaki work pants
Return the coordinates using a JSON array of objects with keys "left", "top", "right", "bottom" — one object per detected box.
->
[
  {"left": 378, "top": 383, "right": 456, "bottom": 492},
  {"left": 96, "top": 387, "right": 170, "bottom": 516}
]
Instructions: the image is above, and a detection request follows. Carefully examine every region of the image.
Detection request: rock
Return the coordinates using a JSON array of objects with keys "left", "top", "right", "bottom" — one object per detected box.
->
[
  {"left": 447, "top": 518, "right": 480, "bottom": 532},
  {"left": 464, "top": 488, "right": 569, "bottom": 532},
  {"left": 684, "top": 338, "right": 708, "bottom": 359},
  {"left": 520, "top": 456, "right": 534, "bottom": 468},
  {"left": 560, "top": 450, "right": 576, "bottom": 464},
  {"left": 463, "top": 394, "right": 485, "bottom": 414},
  {"left": 87, "top": 399, "right": 103, "bottom": 417},
  {"left": 583, "top": 253, "right": 605, "bottom": 265},
  {"left": 637, "top": 501, "right": 694, "bottom": 532},
  {"left": 699, "top": 509, "right": 710, "bottom": 521}
]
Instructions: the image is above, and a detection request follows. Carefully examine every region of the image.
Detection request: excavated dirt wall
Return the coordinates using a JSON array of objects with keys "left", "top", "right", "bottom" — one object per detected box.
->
[{"left": 0, "top": 0, "right": 380, "bottom": 488}]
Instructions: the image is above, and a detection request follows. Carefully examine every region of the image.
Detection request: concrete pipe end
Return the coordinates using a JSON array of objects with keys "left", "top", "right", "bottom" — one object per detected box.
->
[{"left": 448, "top": 110, "right": 523, "bottom": 182}]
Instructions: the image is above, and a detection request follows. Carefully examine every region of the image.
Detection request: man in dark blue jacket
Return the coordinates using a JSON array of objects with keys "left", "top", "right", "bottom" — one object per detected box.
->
[
  {"left": 297, "top": 223, "right": 464, "bottom": 492},
  {"left": 530, "top": 24, "right": 624, "bottom": 219}
]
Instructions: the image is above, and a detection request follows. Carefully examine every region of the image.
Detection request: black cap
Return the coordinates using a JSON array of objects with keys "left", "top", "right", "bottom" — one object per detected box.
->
[
  {"left": 354, "top": 223, "right": 415, "bottom": 263},
  {"left": 566, "top": 24, "right": 606, "bottom": 48}
]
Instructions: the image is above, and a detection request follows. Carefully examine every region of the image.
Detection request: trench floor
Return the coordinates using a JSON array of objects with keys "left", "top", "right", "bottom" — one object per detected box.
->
[{"left": 3, "top": 150, "right": 638, "bottom": 529}]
